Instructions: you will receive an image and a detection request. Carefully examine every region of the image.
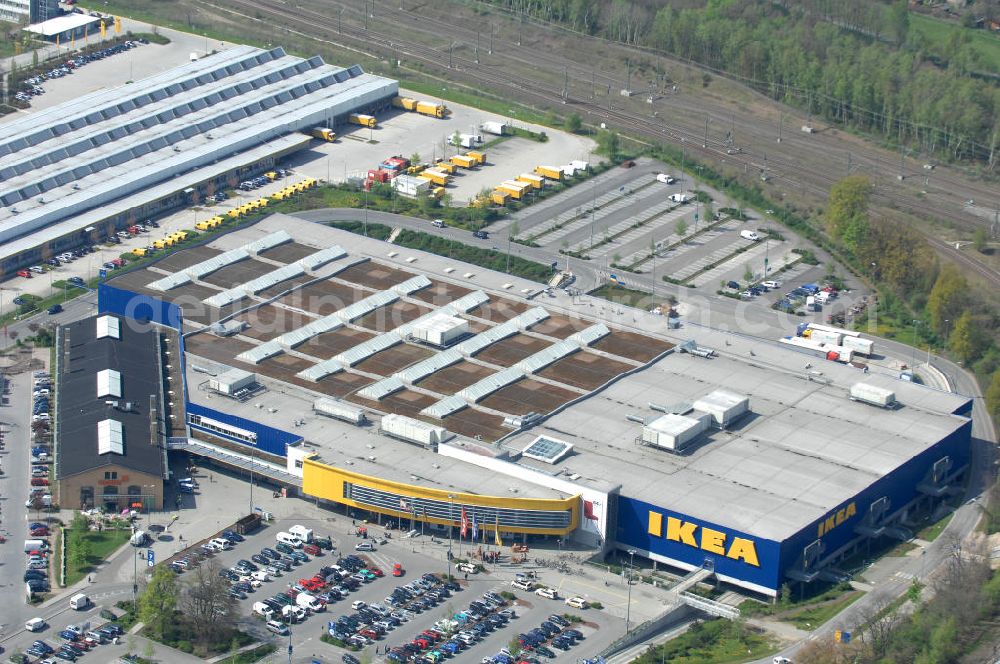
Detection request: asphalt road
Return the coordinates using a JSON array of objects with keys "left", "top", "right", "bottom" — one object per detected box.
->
[{"left": 0, "top": 370, "right": 35, "bottom": 625}]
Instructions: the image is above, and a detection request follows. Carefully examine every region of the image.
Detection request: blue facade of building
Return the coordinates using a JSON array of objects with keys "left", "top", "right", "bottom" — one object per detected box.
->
[
  {"left": 616, "top": 496, "right": 783, "bottom": 593},
  {"left": 186, "top": 402, "right": 301, "bottom": 457},
  {"left": 616, "top": 416, "right": 972, "bottom": 595},
  {"left": 98, "top": 283, "right": 184, "bottom": 330}
]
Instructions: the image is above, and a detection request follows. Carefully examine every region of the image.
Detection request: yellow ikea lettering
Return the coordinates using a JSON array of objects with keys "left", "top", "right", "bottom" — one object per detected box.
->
[
  {"left": 666, "top": 516, "right": 698, "bottom": 546},
  {"left": 648, "top": 511, "right": 760, "bottom": 567},
  {"left": 817, "top": 502, "right": 858, "bottom": 537},
  {"left": 700, "top": 527, "right": 726, "bottom": 555},
  {"left": 727, "top": 537, "right": 759, "bottom": 566},
  {"left": 648, "top": 511, "right": 663, "bottom": 537}
]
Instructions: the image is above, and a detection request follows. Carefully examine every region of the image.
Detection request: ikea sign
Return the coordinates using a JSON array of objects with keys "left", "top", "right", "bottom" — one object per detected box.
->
[
  {"left": 647, "top": 511, "right": 759, "bottom": 566},
  {"left": 616, "top": 496, "right": 781, "bottom": 594}
]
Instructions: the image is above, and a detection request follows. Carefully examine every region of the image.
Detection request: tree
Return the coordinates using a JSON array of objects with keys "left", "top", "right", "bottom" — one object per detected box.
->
[
  {"left": 926, "top": 265, "right": 968, "bottom": 334},
  {"left": 890, "top": 0, "right": 910, "bottom": 44},
  {"left": 987, "top": 369, "right": 1000, "bottom": 425},
  {"left": 182, "top": 558, "right": 236, "bottom": 647},
  {"left": 973, "top": 226, "right": 989, "bottom": 253},
  {"left": 596, "top": 129, "right": 620, "bottom": 160},
  {"left": 675, "top": 218, "right": 688, "bottom": 238},
  {"left": 825, "top": 176, "right": 871, "bottom": 256},
  {"left": 409, "top": 152, "right": 421, "bottom": 166},
  {"left": 68, "top": 531, "right": 91, "bottom": 570},
  {"left": 743, "top": 263, "right": 753, "bottom": 284},
  {"left": 71, "top": 511, "right": 89, "bottom": 532},
  {"left": 450, "top": 131, "right": 461, "bottom": 148},
  {"left": 138, "top": 565, "right": 178, "bottom": 639},
  {"left": 949, "top": 310, "right": 984, "bottom": 363},
  {"left": 566, "top": 112, "right": 583, "bottom": 133}
]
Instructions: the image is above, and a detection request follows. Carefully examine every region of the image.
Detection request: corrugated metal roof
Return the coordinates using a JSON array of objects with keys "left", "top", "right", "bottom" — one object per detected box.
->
[
  {"left": 147, "top": 271, "right": 192, "bottom": 292},
  {"left": 334, "top": 333, "right": 401, "bottom": 366},
  {"left": 458, "top": 367, "right": 524, "bottom": 402},
  {"left": 569, "top": 323, "right": 611, "bottom": 346},
  {"left": 393, "top": 348, "right": 463, "bottom": 383},
  {"left": 391, "top": 275, "right": 433, "bottom": 294},
  {"left": 421, "top": 395, "right": 468, "bottom": 419},
  {"left": 516, "top": 339, "right": 579, "bottom": 374},
  {"left": 357, "top": 377, "right": 405, "bottom": 401},
  {"left": 296, "top": 358, "right": 344, "bottom": 382},
  {"left": 235, "top": 340, "right": 282, "bottom": 364},
  {"left": 245, "top": 230, "right": 292, "bottom": 254},
  {"left": 299, "top": 245, "right": 346, "bottom": 270},
  {"left": 447, "top": 290, "right": 489, "bottom": 312}
]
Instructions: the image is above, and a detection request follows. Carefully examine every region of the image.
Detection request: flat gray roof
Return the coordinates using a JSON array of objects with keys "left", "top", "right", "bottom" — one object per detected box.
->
[
  {"left": 504, "top": 339, "right": 971, "bottom": 541},
  {"left": 150, "top": 216, "right": 970, "bottom": 537}
]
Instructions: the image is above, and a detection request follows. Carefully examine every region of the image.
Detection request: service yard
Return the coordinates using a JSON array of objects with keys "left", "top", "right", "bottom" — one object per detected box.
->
[{"left": 199, "top": 518, "right": 618, "bottom": 663}]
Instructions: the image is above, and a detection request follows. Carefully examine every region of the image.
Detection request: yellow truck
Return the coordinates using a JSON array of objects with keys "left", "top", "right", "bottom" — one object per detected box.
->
[
  {"left": 257, "top": 198, "right": 269, "bottom": 207},
  {"left": 430, "top": 187, "right": 446, "bottom": 200},
  {"left": 415, "top": 101, "right": 447, "bottom": 118},
  {"left": 490, "top": 190, "right": 511, "bottom": 206},
  {"left": 348, "top": 113, "right": 377, "bottom": 128},
  {"left": 391, "top": 96, "right": 419, "bottom": 111},
  {"left": 265, "top": 171, "right": 278, "bottom": 180},
  {"left": 466, "top": 151, "right": 486, "bottom": 166},
  {"left": 496, "top": 180, "right": 531, "bottom": 200},
  {"left": 534, "top": 165, "right": 563, "bottom": 181},
  {"left": 131, "top": 247, "right": 147, "bottom": 257},
  {"left": 195, "top": 221, "right": 211, "bottom": 231},
  {"left": 434, "top": 160, "right": 457, "bottom": 175},
  {"left": 418, "top": 169, "right": 450, "bottom": 187},
  {"left": 516, "top": 173, "right": 546, "bottom": 190},
  {"left": 451, "top": 154, "right": 476, "bottom": 169},
  {"left": 227, "top": 208, "right": 241, "bottom": 219},
  {"left": 311, "top": 127, "right": 336, "bottom": 142}
]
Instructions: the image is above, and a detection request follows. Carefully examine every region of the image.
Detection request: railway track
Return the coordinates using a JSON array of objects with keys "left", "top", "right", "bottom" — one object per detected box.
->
[{"left": 220, "top": 0, "right": 1000, "bottom": 286}]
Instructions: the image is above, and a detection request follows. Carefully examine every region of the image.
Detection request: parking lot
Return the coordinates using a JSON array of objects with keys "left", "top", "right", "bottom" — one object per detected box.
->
[{"left": 190, "top": 516, "right": 617, "bottom": 663}]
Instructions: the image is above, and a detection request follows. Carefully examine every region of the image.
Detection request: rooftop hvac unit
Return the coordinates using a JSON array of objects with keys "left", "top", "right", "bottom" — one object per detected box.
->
[
  {"left": 313, "top": 398, "right": 367, "bottom": 425},
  {"left": 849, "top": 382, "right": 897, "bottom": 408},
  {"left": 641, "top": 413, "right": 711, "bottom": 452},
  {"left": 208, "top": 369, "right": 256, "bottom": 395},
  {"left": 381, "top": 413, "right": 451, "bottom": 447},
  {"left": 692, "top": 390, "right": 749, "bottom": 428}
]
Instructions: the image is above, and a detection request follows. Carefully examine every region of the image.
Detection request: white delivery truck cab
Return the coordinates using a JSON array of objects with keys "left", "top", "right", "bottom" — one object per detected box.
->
[
  {"left": 276, "top": 532, "right": 303, "bottom": 548},
  {"left": 69, "top": 593, "right": 90, "bottom": 610},
  {"left": 740, "top": 230, "right": 760, "bottom": 241}
]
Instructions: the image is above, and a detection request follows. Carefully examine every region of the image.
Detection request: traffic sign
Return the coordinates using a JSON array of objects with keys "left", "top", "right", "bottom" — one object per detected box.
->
[
  {"left": 146, "top": 549, "right": 154, "bottom": 567},
  {"left": 98, "top": 269, "right": 107, "bottom": 279}
]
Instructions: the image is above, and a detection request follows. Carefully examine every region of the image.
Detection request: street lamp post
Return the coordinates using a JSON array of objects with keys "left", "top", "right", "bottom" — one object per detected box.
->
[
  {"left": 911, "top": 319, "right": 920, "bottom": 369},
  {"left": 625, "top": 549, "right": 636, "bottom": 634}
]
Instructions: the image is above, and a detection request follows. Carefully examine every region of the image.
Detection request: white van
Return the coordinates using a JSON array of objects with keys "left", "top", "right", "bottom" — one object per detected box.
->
[
  {"left": 69, "top": 593, "right": 90, "bottom": 610},
  {"left": 252, "top": 602, "right": 274, "bottom": 619},
  {"left": 289, "top": 524, "right": 313, "bottom": 543},
  {"left": 511, "top": 579, "right": 532, "bottom": 591},
  {"left": 25, "top": 617, "right": 47, "bottom": 632},
  {"left": 740, "top": 230, "right": 760, "bottom": 241},
  {"left": 456, "top": 562, "right": 478, "bottom": 574},
  {"left": 210, "top": 537, "right": 232, "bottom": 550},
  {"left": 534, "top": 586, "right": 557, "bottom": 600},
  {"left": 565, "top": 596, "right": 587, "bottom": 609},
  {"left": 276, "top": 532, "right": 303, "bottom": 548},
  {"left": 432, "top": 219, "right": 445, "bottom": 228}
]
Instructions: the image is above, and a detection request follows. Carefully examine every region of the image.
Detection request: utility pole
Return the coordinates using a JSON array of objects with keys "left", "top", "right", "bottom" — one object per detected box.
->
[
  {"left": 489, "top": 24, "right": 494, "bottom": 54},
  {"left": 449, "top": 42, "right": 454, "bottom": 69},
  {"left": 561, "top": 67, "right": 568, "bottom": 101},
  {"left": 339, "top": 8, "right": 343, "bottom": 33},
  {"left": 777, "top": 113, "right": 783, "bottom": 143},
  {"left": 625, "top": 58, "right": 631, "bottom": 94},
  {"left": 847, "top": 151, "right": 852, "bottom": 176},
  {"left": 475, "top": 31, "right": 479, "bottom": 64},
  {"left": 703, "top": 117, "right": 709, "bottom": 148},
  {"left": 591, "top": 67, "right": 596, "bottom": 100}
]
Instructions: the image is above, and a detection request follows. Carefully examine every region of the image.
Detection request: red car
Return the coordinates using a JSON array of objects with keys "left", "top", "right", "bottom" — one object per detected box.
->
[
  {"left": 303, "top": 543, "right": 321, "bottom": 556},
  {"left": 392, "top": 563, "right": 404, "bottom": 577},
  {"left": 30, "top": 478, "right": 49, "bottom": 486},
  {"left": 412, "top": 639, "right": 431, "bottom": 651},
  {"left": 30, "top": 527, "right": 49, "bottom": 537},
  {"left": 358, "top": 628, "right": 379, "bottom": 640},
  {"left": 368, "top": 566, "right": 384, "bottom": 577}
]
